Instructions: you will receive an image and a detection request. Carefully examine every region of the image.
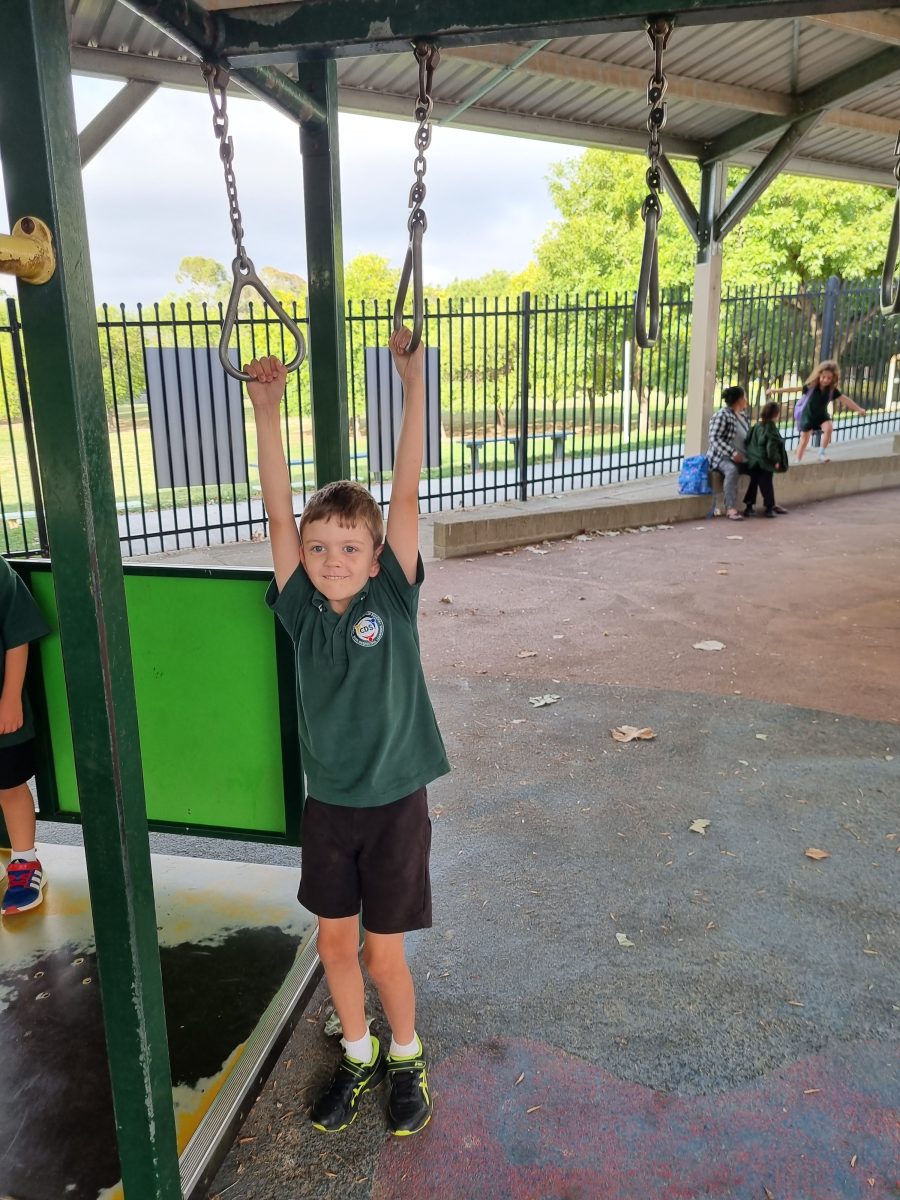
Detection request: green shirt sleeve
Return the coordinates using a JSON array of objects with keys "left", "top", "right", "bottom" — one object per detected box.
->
[
  {"left": 265, "top": 562, "right": 314, "bottom": 636},
  {"left": 0, "top": 561, "right": 51, "bottom": 651},
  {"left": 377, "top": 540, "right": 424, "bottom": 618}
]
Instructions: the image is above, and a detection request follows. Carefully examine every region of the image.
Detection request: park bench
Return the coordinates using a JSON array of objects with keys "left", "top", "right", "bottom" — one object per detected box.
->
[{"left": 461, "top": 431, "right": 567, "bottom": 473}]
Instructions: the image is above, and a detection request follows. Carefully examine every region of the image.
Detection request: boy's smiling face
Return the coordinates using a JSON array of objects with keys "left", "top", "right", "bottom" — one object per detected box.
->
[{"left": 299, "top": 516, "right": 382, "bottom": 613}]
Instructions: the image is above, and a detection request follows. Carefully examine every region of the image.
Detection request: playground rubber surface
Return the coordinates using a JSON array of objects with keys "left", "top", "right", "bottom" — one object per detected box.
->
[{"left": 207, "top": 489, "right": 899, "bottom": 1200}]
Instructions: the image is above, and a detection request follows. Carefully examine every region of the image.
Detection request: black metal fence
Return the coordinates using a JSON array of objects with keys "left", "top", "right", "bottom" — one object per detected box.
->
[{"left": 1, "top": 278, "right": 898, "bottom": 557}]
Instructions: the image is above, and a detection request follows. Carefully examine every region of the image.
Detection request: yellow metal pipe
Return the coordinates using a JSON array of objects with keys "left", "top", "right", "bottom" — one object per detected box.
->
[{"left": 0, "top": 216, "right": 55, "bottom": 284}]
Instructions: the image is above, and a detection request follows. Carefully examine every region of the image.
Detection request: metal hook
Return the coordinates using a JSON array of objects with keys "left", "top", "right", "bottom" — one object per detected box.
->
[
  {"left": 218, "top": 256, "right": 307, "bottom": 382},
  {"left": 635, "top": 202, "right": 661, "bottom": 349},
  {"left": 880, "top": 192, "right": 900, "bottom": 315},
  {"left": 394, "top": 221, "right": 425, "bottom": 353}
]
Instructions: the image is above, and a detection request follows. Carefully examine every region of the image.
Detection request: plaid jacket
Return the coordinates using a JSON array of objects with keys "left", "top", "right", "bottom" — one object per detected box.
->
[{"left": 707, "top": 406, "right": 750, "bottom": 470}]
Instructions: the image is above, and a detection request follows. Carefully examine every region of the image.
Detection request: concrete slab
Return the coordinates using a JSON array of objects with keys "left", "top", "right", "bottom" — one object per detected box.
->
[{"left": 207, "top": 490, "right": 899, "bottom": 1200}]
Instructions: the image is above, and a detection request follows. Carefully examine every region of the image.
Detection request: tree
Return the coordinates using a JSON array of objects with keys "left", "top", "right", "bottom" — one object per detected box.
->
[{"left": 174, "top": 256, "right": 230, "bottom": 304}]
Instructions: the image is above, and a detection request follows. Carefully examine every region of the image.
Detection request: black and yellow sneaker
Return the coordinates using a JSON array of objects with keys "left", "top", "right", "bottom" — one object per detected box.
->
[
  {"left": 310, "top": 1039, "right": 386, "bottom": 1133},
  {"left": 386, "top": 1041, "right": 433, "bottom": 1136}
]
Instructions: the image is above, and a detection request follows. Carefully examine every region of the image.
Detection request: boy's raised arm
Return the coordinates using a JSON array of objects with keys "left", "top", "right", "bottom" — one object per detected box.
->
[
  {"left": 246, "top": 357, "right": 302, "bottom": 592},
  {"left": 386, "top": 328, "right": 426, "bottom": 584}
]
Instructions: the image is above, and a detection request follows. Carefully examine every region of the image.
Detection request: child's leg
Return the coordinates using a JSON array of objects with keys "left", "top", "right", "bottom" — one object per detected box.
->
[
  {"left": 0, "top": 783, "right": 37, "bottom": 853},
  {"left": 316, "top": 915, "right": 369, "bottom": 1042},
  {"left": 759, "top": 471, "right": 776, "bottom": 512},
  {"left": 796, "top": 430, "right": 811, "bottom": 460},
  {"left": 819, "top": 420, "right": 833, "bottom": 453},
  {"left": 362, "top": 932, "right": 416, "bottom": 1046}
]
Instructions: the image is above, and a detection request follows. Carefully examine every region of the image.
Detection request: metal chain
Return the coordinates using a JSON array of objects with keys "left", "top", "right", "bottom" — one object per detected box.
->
[
  {"left": 202, "top": 64, "right": 249, "bottom": 271},
  {"left": 641, "top": 17, "right": 672, "bottom": 238},
  {"left": 395, "top": 42, "right": 440, "bottom": 352},
  {"left": 635, "top": 16, "right": 673, "bottom": 349},
  {"left": 880, "top": 128, "right": 900, "bottom": 313},
  {"left": 407, "top": 43, "right": 440, "bottom": 242}
]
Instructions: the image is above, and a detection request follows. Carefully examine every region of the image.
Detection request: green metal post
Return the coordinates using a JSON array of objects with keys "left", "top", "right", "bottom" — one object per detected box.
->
[
  {"left": 297, "top": 59, "right": 351, "bottom": 485},
  {"left": 0, "top": 3, "right": 181, "bottom": 1196}
]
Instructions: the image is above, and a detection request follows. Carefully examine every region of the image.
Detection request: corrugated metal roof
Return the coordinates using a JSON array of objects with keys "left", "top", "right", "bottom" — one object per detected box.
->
[{"left": 67, "top": 2, "right": 900, "bottom": 186}]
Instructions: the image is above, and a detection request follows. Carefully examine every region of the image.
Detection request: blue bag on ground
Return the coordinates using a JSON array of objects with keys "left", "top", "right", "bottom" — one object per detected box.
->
[{"left": 678, "top": 455, "right": 713, "bottom": 495}]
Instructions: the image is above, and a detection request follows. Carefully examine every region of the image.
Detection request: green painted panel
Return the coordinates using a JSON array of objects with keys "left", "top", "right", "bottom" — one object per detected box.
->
[{"left": 30, "top": 571, "right": 289, "bottom": 835}]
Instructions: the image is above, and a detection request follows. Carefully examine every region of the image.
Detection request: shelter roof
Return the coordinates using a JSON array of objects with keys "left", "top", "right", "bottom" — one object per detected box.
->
[{"left": 69, "top": 2, "right": 900, "bottom": 186}]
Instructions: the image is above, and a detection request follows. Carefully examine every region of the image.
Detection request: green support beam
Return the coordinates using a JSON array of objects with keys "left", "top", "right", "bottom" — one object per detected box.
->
[
  {"left": 298, "top": 59, "right": 351, "bottom": 485},
  {"left": 0, "top": 2, "right": 181, "bottom": 1197},
  {"left": 203, "top": 0, "right": 895, "bottom": 65},
  {"left": 703, "top": 44, "right": 900, "bottom": 162}
]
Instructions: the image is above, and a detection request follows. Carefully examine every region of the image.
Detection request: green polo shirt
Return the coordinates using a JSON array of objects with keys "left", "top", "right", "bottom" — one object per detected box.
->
[
  {"left": 0, "top": 558, "right": 51, "bottom": 749},
  {"left": 266, "top": 541, "right": 450, "bottom": 807}
]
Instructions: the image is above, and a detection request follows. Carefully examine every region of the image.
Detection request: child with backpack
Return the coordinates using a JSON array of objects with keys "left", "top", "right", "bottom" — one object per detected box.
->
[
  {"left": 767, "top": 360, "right": 865, "bottom": 463},
  {"left": 743, "top": 401, "right": 789, "bottom": 518}
]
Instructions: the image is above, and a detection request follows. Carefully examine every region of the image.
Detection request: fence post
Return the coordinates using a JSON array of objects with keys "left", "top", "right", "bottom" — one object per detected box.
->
[
  {"left": 820, "top": 275, "right": 841, "bottom": 359},
  {"left": 517, "top": 291, "right": 531, "bottom": 502},
  {"left": 7, "top": 297, "right": 48, "bottom": 554}
]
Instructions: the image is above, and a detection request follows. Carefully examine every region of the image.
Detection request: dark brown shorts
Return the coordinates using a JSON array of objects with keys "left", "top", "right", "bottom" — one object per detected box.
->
[
  {"left": 0, "top": 740, "right": 35, "bottom": 790},
  {"left": 297, "top": 788, "right": 432, "bottom": 935}
]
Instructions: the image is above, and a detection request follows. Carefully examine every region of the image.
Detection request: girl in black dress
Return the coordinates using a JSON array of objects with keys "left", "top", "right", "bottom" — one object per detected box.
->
[{"left": 768, "top": 360, "right": 865, "bottom": 464}]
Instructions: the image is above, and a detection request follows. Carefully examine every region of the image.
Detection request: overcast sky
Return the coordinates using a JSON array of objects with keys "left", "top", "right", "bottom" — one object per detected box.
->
[{"left": 10, "top": 76, "right": 582, "bottom": 305}]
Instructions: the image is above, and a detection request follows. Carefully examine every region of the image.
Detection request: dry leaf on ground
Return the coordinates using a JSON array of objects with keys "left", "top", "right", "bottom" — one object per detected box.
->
[
  {"left": 755, "top": 733, "right": 768, "bottom": 741},
  {"left": 689, "top": 819, "right": 711, "bottom": 835},
  {"left": 805, "top": 848, "right": 831, "bottom": 860},
  {"left": 528, "top": 694, "right": 561, "bottom": 707},
  {"left": 527, "top": 546, "right": 550, "bottom": 555},
  {"left": 611, "top": 725, "right": 656, "bottom": 742},
  {"left": 693, "top": 640, "right": 726, "bottom": 652},
  {"left": 517, "top": 650, "right": 538, "bottom": 658},
  {"left": 726, "top": 534, "right": 744, "bottom": 540},
  {"left": 615, "top": 932, "right": 636, "bottom": 947},
  {"left": 440, "top": 595, "right": 453, "bottom": 604}
]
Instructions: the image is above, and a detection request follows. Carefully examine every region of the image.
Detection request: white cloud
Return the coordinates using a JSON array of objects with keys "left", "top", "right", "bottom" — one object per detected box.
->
[{"left": 62, "top": 78, "right": 577, "bottom": 304}]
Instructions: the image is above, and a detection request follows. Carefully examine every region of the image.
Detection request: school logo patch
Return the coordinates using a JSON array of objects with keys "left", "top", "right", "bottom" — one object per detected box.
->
[{"left": 351, "top": 611, "right": 385, "bottom": 648}]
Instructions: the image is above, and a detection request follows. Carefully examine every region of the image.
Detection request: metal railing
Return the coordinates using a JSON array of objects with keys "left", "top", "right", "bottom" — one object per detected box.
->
[{"left": 1, "top": 278, "right": 897, "bottom": 557}]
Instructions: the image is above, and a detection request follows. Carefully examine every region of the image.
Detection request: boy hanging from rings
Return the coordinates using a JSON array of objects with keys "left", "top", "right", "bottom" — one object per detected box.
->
[{"left": 245, "top": 326, "right": 449, "bottom": 1136}]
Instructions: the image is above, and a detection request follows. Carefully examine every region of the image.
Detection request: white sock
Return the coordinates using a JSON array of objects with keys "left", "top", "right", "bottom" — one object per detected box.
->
[
  {"left": 342, "top": 1032, "right": 373, "bottom": 1063},
  {"left": 389, "top": 1034, "right": 421, "bottom": 1060},
  {"left": 11, "top": 848, "right": 37, "bottom": 863}
]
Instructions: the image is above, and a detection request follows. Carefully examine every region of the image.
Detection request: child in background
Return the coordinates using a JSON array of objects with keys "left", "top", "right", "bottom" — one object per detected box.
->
[
  {"left": 743, "top": 401, "right": 789, "bottom": 518},
  {"left": 0, "top": 555, "right": 51, "bottom": 915},
  {"left": 768, "top": 360, "right": 865, "bottom": 463}
]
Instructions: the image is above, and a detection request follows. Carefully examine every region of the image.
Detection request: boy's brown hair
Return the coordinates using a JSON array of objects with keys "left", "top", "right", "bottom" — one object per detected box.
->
[{"left": 299, "top": 480, "right": 384, "bottom": 548}]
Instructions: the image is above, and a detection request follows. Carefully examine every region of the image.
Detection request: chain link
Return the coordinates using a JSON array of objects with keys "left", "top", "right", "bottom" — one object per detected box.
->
[
  {"left": 395, "top": 42, "right": 440, "bottom": 352},
  {"left": 641, "top": 17, "right": 672, "bottom": 227},
  {"left": 407, "top": 43, "right": 440, "bottom": 239},
  {"left": 203, "top": 64, "right": 249, "bottom": 271}
]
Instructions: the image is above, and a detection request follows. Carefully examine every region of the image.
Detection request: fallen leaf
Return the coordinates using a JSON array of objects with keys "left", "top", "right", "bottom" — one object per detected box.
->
[
  {"left": 495, "top": 550, "right": 514, "bottom": 557},
  {"left": 804, "top": 848, "right": 831, "bottom": 861},
  {"left": 850, "top": 1155, "right": 858, "bottom": 1168},
  {"left": 764, "top": 1189, "right": 775, "bottom": 1200},
  {"left": 526, "top": 1105, "right": 542, "bottom": 1114},
  {"left": 689, "top": 819, "right": 711, "bottom": 835},
  {"left": 737, "top": 759, "right": 749, "bottom": 766},
  {"left": 615, "top": 932, "right": 635, "bottom": 947},
  {"left": 786, "top": 999, "right": 805, "bottom": 1007},
  {"left": 516, "top": 650, "right": 538, "bottom": 658},
  {"left": 528, "top": 694, "right": 561, "bottom": 707},
  {"left": 611, "top": 725, "right": 656, "bottom": 742},
  {"left": 755, "top": 733, "right": 768, "bottom": 741},
  {"left": 803, "top": 1089, "right": 821, "bottom": 1095},
  {"left": 514, "top": 1072, "right": 525, "bottom": 1086},
  {"left": 717, "top": 569, "right": 729, "bottom": 575},
  {"left": 693, "top": 640, "right": 726, "bottom": 652},
  {"left": 440, "top": 594, "right": 453, "bottom": 604},
  {"left": 726, "top": 534, "right": 744, "bottom": 540},
  {"left": 527, "top": 546, "right": 550, "bottom": 555}
]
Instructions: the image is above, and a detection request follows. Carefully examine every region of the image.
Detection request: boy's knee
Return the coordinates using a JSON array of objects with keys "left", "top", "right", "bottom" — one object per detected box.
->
[
  {"left": 316, "top": 924, "right": 360, "bottom": 969},
  {"left": 362, "top": 941, "right": 407, "bottom": 988}
]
